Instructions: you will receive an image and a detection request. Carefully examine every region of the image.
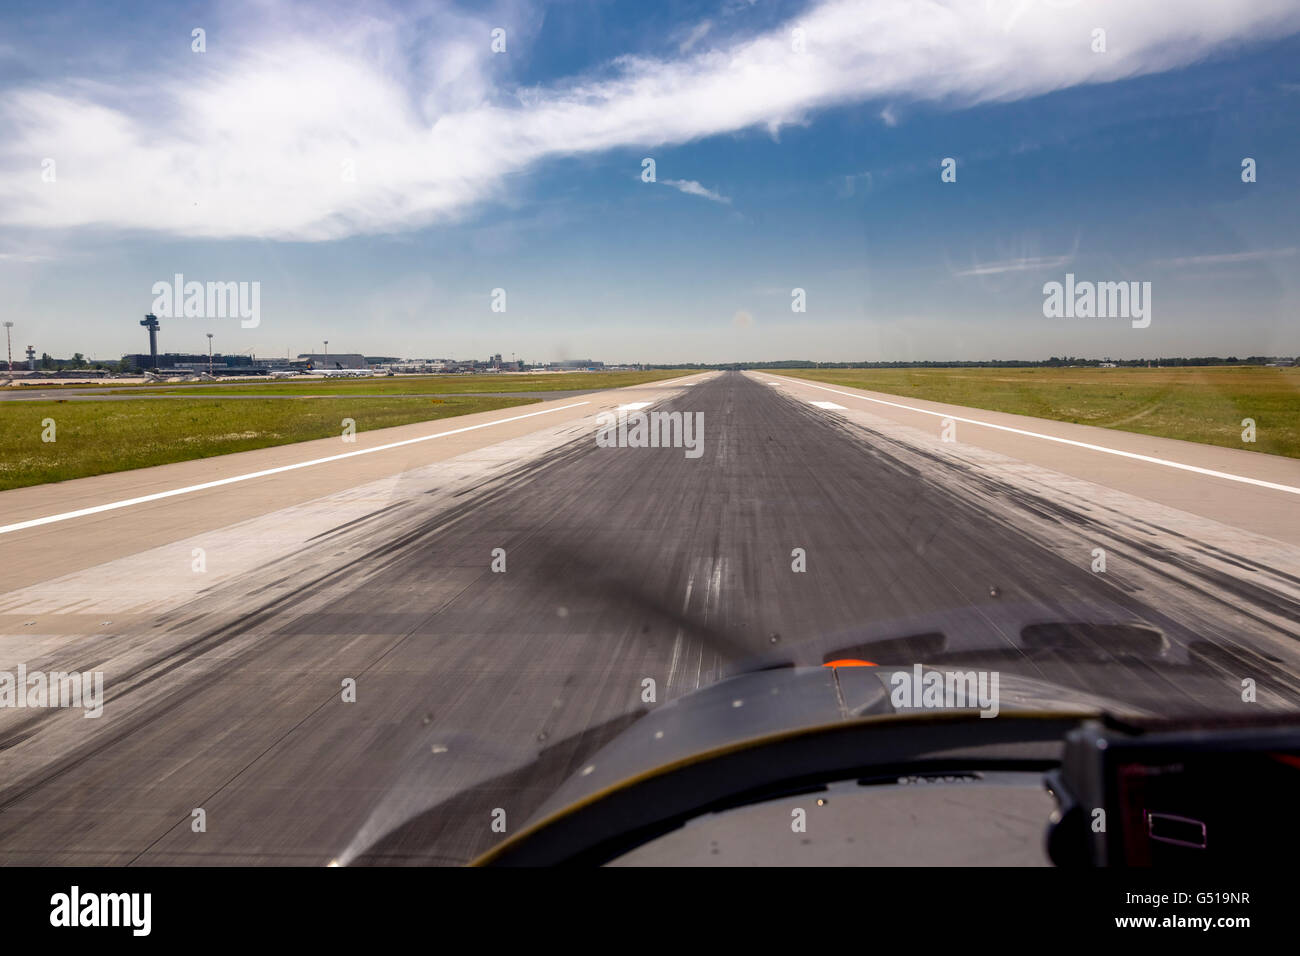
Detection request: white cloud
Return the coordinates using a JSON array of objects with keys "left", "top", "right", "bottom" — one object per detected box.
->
[
  {"left": 678, "top": 20, "right": 713, "bottom": 54},
  {"left": 2, "top": 0, "right": 1298, "bottom": 241},
  {"left": 952, "top": 254, "right": 1074, "bottom": 276},
  {"left": 1150, "top": 248, "right": 1298, "bottom": 269},
  {"left": 661, "top": 178, "right": 731, "bottom": 203},
  {"left": 837, "top": 170, "right": 874, "bottom": 198},
  {"left": 0, "top": 252, "right": 53, "bottom": 262}
]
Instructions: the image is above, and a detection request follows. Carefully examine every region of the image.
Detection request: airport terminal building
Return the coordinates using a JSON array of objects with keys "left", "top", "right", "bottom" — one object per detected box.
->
[
  {"left": 121, "top": 352, "right": 300, "bottom": 373},
  {"left": 297, "top": 353, "right": 367, "bottom": 369}
]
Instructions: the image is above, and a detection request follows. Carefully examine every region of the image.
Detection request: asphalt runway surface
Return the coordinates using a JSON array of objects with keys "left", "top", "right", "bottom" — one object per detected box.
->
[{"left": 0, "top": 371, "right": 1297, "bottom": 864}]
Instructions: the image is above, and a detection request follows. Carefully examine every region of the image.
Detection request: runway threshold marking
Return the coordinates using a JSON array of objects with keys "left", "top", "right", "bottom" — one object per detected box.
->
[
  {"left": 810, "top": 401, "right": 847, "bottom": 410},
  {"left": 0, "top": 401, "right": 592, "bottom": 535},
  {"left": 769, "top": 377, "right": 1300, "bottom": 497},
  {"left": 617, "top": 402, "right": 652, "bottom": 410}
]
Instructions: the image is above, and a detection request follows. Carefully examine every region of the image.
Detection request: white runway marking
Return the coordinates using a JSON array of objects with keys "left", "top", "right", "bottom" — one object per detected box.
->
[
  {"left": 617, "top": 402, "right": 652, "bottom": 410},
  {"left": 641, "top": 375, "right": 699, "bottom": 388},
  {"left": 0, "top": 402, "right": 591, "bottom": 535},
  {"left": 769, "top": 377, "right": 1300, "bottom": 496},
  {"left": 810, "top": 401, "right": 846, "bottom": 410}
]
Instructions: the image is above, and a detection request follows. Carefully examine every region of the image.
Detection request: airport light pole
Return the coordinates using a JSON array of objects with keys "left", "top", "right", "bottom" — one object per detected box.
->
[
  {"left": 324, "top": 340, "right": 329, "bottom": 364},
  {"left": 207, "top": 333, "right": 214, "bottom": 375},
  {"left": 3, "top": 322, "right": 12, "bottom": 374}
]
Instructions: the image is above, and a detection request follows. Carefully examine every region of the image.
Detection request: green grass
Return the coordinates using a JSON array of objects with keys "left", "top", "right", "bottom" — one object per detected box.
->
[
  {"left": 38, "top": 369, "right": 689, "bottom": 397},
  {"left": 774, "top": 366, "right": 1300, "bottom": 459},
  {"left": 0, "top": 395, "right": 538, "bottom": 490}
]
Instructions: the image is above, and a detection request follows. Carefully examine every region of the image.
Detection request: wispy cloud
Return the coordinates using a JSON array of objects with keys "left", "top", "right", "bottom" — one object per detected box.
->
[
  {"left": 678, "top": 20, "right": 713, "bottom": 54},
  {"left": 662, "top": 178, "right": 731, "bottom": 204},
  {"left": 952, "top": 254, "right": 1074, "bottom": 277},
  {"left": 1149, "top": 248, "right": 1299, "bottom": 268},
  {"left": 837, "top": 170, "right": 874, "bottom": 198},
  {"left": 2, "top": 0, "right": 1298, "bottom": 241}
]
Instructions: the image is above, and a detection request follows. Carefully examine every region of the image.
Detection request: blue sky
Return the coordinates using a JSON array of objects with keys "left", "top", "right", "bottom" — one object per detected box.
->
[{"left": 1, "top": 0, "right": 1299, "bottom": 364}]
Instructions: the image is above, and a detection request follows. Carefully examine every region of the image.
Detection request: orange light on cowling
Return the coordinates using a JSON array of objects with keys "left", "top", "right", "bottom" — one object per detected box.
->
[{"left": 823, "top": 659, "right": 877, "bottom": 668}]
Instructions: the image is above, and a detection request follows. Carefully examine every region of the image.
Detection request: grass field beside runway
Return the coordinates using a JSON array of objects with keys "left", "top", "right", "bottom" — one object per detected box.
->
[
  {"left": 775, "top": 366, "right": 1300, "bottom": 458},
  {"left": 0, "top": 395, "right": 538, "bottom": 490},
  {"left": 67, "top": 369, "right": 688, "bottom": 396}
]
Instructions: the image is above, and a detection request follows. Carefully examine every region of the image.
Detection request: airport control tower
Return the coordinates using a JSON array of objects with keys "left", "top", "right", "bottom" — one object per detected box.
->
[
  {"left": 140, "top": 313, "right": 160, "bottom": 370},
  {"left": 26, "top": 345, "right": 36, "bottom": 371}
]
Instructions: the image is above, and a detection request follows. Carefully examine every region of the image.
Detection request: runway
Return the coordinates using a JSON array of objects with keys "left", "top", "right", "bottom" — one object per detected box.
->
[{"left": 0, "top": 370, "right": 1297, "bottom": 864}]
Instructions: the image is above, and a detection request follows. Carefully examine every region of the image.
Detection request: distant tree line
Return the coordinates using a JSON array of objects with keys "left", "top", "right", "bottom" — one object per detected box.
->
[{"left": 31, "top": 352, "right": 121, "bottom": 371}]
